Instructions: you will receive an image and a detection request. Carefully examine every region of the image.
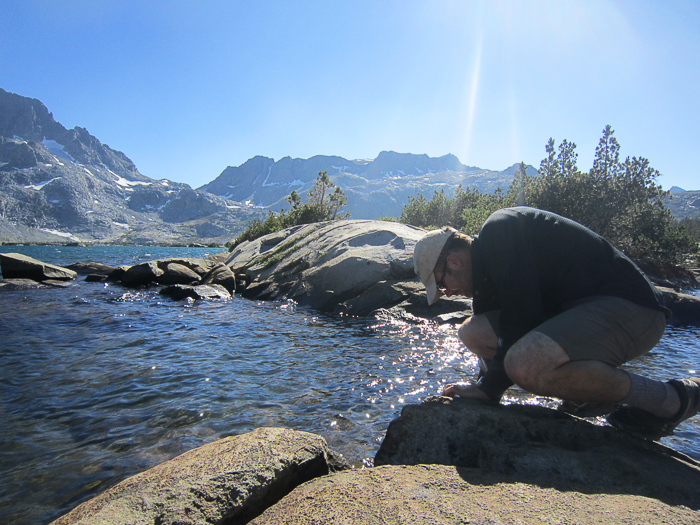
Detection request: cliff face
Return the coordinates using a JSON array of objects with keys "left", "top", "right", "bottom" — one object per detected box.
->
[{"left": 0, "top": 88, "right": 144, "bottom": 180}]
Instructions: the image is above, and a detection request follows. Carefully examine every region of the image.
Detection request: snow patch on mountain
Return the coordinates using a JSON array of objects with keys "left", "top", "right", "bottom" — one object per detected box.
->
[
  {"left": 42, "top": 139, "right": 78, "bottom": 164},
  {"left": 114, "top": 174, "right": 151, "bottom": 188},
  {"left": 24, "top": 177, "right": 62, "bottom": 190},
  {"left": 262, "top": 166, "right": 278, "bottom": 187},
  {"left": 39, "top": 228, "right": 81, "bottom": 241}
]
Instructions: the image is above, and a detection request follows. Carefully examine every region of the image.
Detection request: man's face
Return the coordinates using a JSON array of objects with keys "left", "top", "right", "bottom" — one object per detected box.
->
[{"left": 433, "top": 252, "right": 473, "bottom": 299}]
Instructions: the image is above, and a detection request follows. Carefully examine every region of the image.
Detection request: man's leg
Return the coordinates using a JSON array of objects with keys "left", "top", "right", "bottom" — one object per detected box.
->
[
  {"left": 457, "top": 313, "right": 497, "bottom": 361},
  {"left": 454, "top": 312, "right": 634, "bottom": 403},
  {"left": 504, "top": 330, "right": 682, "bottom": 417},
  {"left": 503, "top": 331, "right": 631, "bottom": 403}
]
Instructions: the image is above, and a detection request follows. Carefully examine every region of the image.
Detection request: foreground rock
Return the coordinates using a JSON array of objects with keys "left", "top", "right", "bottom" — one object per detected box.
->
[
  {"left": 375, "top": 396, "right": 700, "bottom": 509},
  {"left": 250, "top": 464, "right": 700, "bottom": 524},
  {"left": 51, "top": 428, "right": 349, "bottom": 525},
  {"left": 0, "top": 252, "right": 76, "bottom": 281},
  {"left": 52, "top": 403, "right": 700, "bottom": 524}
]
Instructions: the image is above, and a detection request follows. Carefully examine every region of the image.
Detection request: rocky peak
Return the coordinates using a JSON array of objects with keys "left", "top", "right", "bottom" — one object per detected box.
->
[
  {"left": 0, "top": 87, "right": 265, "bottom": 245},
  {"left": 0, "top": 88, "right": 64, "bottom": 142},
  {"left": 0, "top": 88, "right": 142, "bottom": 181},
  {"left": 366, "top": 151, "right": 468, "bottom": 179}
]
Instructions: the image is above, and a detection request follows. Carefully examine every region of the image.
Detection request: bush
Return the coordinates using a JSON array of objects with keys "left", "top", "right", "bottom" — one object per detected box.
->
[
  {"left": 397, "top": 127, "right": 698, "bottom": 265},
  {"left": 522, "top": 126, "right": 698, "bottom": 265},
  {"left": 400, "top": 185, "right": 514, "bottom": 236},
  {"left": 229, "top": 171, "right": 349, "bottom": 250}
]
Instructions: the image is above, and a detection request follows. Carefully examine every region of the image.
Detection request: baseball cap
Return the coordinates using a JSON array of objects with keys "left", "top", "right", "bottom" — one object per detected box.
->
[{"left": 413, "top": 227, "right": 455, "bottom": 305}]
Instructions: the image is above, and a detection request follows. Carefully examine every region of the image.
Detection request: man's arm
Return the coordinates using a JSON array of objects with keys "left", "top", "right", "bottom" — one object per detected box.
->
[{"left": 471, "top": 210, "right": 547, "bottom": 400}]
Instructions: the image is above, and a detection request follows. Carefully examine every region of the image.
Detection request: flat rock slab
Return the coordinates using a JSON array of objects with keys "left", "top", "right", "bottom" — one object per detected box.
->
[
  {"left": 0, "top": 252, "right": 76, "bottom": 281},
  {"left": 51, "top": 428, "right": 349, "bottom": 525},
  {"left": 375, "top": 397, "right": 700, "bottom": 509},
  {"left": 227, "top": 220, "right": 424, "bottom": 312},
  {"left": 0, "top": 278, "right": 72, "bottom": 290},
  {"left": 250, "top": 464, "right": 700, "bottom": 524}
]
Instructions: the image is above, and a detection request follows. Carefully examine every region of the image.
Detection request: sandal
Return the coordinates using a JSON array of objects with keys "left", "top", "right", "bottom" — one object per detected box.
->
[{"left": 606, "top": 377, "right": 700, "bottom": 440}]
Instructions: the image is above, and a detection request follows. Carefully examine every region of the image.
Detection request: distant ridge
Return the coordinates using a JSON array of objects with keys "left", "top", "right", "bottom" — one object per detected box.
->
[
  {"left": 198, "top": 152, "right": 524, "bottom": 220},
  {"left": 665, "top": 189, "right": 700, "bottom": 220}
]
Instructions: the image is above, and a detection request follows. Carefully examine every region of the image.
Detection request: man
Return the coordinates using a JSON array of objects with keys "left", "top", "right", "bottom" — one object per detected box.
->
[{"left": 413, "top": 206, "right": 699, "bottom": 440}]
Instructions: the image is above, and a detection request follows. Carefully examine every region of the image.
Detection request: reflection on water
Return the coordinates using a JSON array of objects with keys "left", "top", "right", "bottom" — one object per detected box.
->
[{"left": 0, "top": 269, "right": 698, "bottom": 524}]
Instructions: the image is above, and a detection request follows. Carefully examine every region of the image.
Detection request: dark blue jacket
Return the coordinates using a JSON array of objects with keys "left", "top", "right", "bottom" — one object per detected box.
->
[{"left": 472, "top": 207, "right": 669, "bottom": 400}]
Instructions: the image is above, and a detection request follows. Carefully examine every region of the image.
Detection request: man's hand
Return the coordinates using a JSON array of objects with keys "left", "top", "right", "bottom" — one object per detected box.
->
[{"left": 442, "top": 382, "right": 490, "bottom": 400}]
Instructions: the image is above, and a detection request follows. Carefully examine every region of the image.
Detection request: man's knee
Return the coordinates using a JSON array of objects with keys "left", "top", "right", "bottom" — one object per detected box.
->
[
  {"left": 504, "top": 346, "right": 537, "bottom": 392},
  {"left": 504, "top": 331, "right": 571, "bottom": 394},
  {"left": 458, "top": 315, "right": 497, "bottom": 358},
  {"left": 457, "top": 319, "right": 474, "bottom": 346}
]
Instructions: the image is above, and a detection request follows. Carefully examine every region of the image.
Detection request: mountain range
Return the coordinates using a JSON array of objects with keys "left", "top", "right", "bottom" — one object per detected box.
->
[
  {"left": 198, "top": 151, "right": 521, "bottom": 220},
  {"left": 2, "top": 87, "right": 696, "bottom": 245}
]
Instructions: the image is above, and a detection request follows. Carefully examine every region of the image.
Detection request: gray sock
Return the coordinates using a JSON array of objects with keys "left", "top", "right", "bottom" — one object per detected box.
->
[{"left": 622, "top": 371, "right": 680, "bottom": 418}]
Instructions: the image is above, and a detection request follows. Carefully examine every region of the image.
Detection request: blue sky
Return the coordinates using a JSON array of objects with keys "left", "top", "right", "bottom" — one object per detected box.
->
[{"left": 1, "top": 0, "right": 699, "bottom": 191}]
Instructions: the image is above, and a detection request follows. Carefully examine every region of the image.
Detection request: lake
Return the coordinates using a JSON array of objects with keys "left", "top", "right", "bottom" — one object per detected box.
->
[{"left": 1, "top": 245, "right": 699, "bottom": 524}]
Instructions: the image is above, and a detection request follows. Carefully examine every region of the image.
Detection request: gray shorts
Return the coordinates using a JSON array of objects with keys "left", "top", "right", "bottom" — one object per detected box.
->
[{"left": 485, "top": 296, "right": 666, "bottom": 367}]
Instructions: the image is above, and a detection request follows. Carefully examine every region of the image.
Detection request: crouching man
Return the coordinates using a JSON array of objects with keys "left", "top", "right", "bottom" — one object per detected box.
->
[{"left": 413, "top": 206, "right": 699, "bottom": 440}]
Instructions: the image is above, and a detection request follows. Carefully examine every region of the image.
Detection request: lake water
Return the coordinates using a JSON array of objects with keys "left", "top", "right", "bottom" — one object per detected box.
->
[{"left": 1, "top": 245, "right": 699, "bottom": 525}]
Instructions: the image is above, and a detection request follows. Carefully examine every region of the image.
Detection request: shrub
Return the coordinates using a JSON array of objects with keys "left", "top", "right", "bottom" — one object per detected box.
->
[{"left": 229, "top": 171, "right": 349, "bottom": 250}]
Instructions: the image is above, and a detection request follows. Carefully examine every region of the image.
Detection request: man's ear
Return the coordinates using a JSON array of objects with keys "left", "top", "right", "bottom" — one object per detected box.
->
[{"left": 446, "top": 252, "right": 464, "bottom": 269}]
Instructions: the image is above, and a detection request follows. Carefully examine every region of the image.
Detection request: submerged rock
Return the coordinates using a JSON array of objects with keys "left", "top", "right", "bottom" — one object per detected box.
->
[
  {"left": 0, "top": 252, "right": 77, "bottom": 281},
  {"left": 0, "top": 278, "right": 72, "bottom": 290},
  {"left": 51, "top": 428, "right": 349, "bottom": 525}
]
